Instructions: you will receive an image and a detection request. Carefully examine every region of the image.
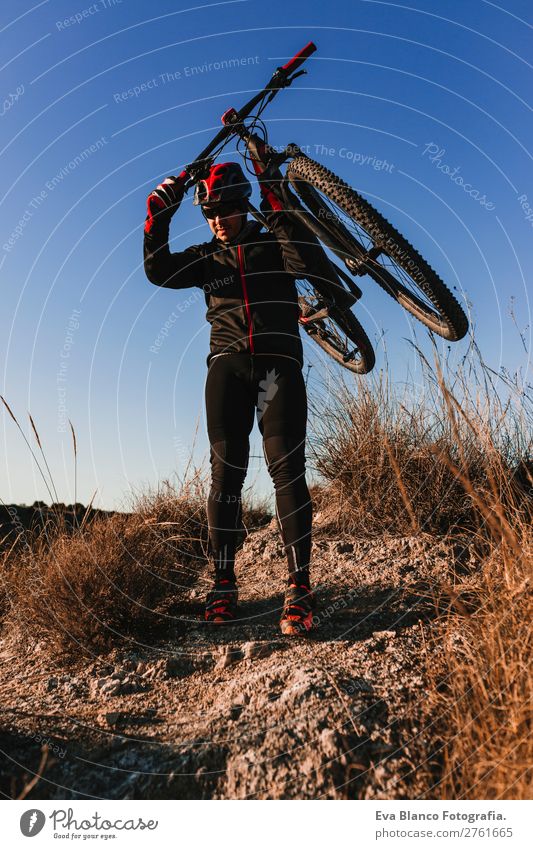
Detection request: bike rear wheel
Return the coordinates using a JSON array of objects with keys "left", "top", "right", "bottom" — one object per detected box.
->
[
  {"left": 297, "top": 281, "right": 375, "bottom": 374},
  {"left": 287, "top": 156, "right": 468, "bottom": 341}
]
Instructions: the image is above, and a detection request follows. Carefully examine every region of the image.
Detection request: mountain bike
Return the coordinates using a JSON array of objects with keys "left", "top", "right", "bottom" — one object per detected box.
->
[{"left": 181, "top": 42, "right": 469, "bottom": 374}]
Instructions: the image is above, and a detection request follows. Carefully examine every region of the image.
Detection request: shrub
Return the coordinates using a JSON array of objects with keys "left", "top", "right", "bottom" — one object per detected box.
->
[
  {"left": 4, "top": 478, "right": 209, "bottom": 655},
  {"left": 308, "top": 349, "right": 532, "bottom": 537}
]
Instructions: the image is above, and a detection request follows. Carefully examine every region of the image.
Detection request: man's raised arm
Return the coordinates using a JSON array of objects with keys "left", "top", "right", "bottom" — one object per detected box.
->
[
  {"left": 258, "top": 178, "right": 338, "bottom": 289},
  {"left": 143, "top": 173, "right": 205, "bottom": 290}
]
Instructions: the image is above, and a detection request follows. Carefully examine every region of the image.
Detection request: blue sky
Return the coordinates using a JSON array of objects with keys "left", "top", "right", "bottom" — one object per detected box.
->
[{"left": 0, "top": 0, "right": 531, "bottom": 509}]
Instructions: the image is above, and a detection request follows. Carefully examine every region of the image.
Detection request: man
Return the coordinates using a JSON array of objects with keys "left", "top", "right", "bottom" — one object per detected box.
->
[{"left": 144, "top": 161, "right": 335, "bottom": 635}]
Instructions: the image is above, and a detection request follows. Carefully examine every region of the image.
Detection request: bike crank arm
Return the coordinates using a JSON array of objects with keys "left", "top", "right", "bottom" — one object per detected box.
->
[{"left": 299, "top": 305, "right": 330, "bottom": 324}]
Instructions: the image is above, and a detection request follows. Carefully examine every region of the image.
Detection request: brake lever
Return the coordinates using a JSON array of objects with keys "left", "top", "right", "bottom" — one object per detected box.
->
[
  {"left": 269, "top": 68, "right": 307, "bottom": 92},
  {"left": 286, "top": 70, "right": 307, "bottom": 83},
  {"left": 183, "top": 158, "right": 213, "bottom": 192}
]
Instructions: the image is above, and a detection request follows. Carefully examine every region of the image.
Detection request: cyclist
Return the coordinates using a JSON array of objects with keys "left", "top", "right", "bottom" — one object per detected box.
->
[{"left": 144, "top": 162, "right": 337, "bottom": 635}]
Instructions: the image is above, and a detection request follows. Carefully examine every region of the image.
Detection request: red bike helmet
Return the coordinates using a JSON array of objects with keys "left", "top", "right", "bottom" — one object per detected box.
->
[{"left": 193, "top": 162, "right": 252, "bottom": 207}]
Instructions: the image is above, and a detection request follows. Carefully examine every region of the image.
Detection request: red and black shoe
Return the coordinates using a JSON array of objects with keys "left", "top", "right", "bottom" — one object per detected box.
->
[
  {"left": 280, "top": 583, "right": 315, "bottom": 636},
  {"left": 204, "top": 579, "right": 238, "bottom": 624}
]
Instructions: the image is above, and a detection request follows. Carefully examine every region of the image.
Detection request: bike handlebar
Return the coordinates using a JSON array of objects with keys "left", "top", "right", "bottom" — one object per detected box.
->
[
  {"left": 281, "top": 41, "right": 317, "bottom": 73},
  {"left": 183, "top": 41, "right": 317, "bottom": 183}
]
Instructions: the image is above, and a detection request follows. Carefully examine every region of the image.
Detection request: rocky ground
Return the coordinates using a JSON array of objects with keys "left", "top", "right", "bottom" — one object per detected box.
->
[{"left": 0, "top": 518, "right": 473, "bottom": 800}]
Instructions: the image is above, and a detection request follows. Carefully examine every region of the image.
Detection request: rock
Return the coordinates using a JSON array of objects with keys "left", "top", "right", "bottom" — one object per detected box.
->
[
  {"left": 320, "top": 728, "right": 343, "bottom": 759},
  {"left": 104, "top": 709, "right": 158, "bottom": 728},
  {"left": 1, "top": 525, "right": 450, "bottom": 800},
  {"left": 215, "top": 647, "right": 243, "bottom": 670},
  {"left": 369, "top": 630, "right": 397, "bottom": 653},
  {"left": 165, "top": 656, "right": 182, "bottom": 677},
  {"left": 100, "top": 680, "right": 122, "bottom": 696},
  {"left": 242, "top": 641, "right": 271, "bottom": 661},
  {"left": 262, "top": 542, "right": 284, "bottom": 560},
  {"left": 93, "top": 670, "right": 149, "bottom": 697}
]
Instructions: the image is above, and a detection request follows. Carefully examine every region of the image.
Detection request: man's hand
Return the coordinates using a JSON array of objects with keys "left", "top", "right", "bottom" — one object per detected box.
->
[
  {"left": 145, "top": 171, "right": 187, "bottom": 234},
  {"left": 256, "top": 164, "right": 286, "bottom": 213}
]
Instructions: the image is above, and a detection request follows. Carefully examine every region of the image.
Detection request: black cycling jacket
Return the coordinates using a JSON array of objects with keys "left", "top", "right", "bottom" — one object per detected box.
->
[{"left": 143, "top": 202, "right": 336, "bottom": 366}]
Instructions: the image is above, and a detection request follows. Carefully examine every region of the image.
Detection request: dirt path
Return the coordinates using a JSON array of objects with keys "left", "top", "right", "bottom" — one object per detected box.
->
[{"left": 0, "top": 522, "right": 465, "bottom": 799}]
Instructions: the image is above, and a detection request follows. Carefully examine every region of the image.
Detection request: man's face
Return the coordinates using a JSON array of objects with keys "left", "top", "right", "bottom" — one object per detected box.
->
[{"left": 204, "top": 203, "right": 245, "bottom": 243}]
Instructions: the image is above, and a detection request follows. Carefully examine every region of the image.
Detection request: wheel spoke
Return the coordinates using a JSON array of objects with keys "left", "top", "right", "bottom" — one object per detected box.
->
[{"left": 373, "top": 254, "right": 437, "bottom": 312}]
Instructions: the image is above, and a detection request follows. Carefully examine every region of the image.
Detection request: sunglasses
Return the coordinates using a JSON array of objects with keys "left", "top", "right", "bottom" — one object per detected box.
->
[{"left": 202, "top": 202, "right": 244, "bottom": 220}]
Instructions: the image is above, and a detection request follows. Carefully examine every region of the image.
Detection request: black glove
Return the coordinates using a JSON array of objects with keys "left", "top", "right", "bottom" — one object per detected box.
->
[{"left": 145, "top": 171, "right": 187, "bottom": 234}]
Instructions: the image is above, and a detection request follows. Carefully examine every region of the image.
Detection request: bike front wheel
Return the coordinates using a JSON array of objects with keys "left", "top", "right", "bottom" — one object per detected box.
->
[{"left": 287, "top": 156, "right": 469, "bottom": 341}]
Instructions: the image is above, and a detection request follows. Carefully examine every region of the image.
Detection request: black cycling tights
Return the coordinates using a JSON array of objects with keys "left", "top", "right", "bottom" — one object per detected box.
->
[{"left": 205, "top": 353, "right": 312, "bottom": 586}]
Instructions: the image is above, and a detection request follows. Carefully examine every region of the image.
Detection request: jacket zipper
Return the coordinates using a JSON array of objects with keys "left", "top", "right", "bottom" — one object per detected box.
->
[{"left": 237, "top": 243, "right": 254, "bottom": 353}]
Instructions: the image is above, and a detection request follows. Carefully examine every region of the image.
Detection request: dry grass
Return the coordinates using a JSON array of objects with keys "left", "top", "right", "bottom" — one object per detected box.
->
[
  {"left": 310, "top": 343, "right": 532, "bottom": 800},
  {"left": 309, "top": 345, "right": 531, "bottom": 538},
  {"left": 2, "top": 477, "right": 209, "bottom": 655},
  {"left": 0, "top": 471, "right": 271, "bottom": 656},
  {"left": 432, "top": 525, "right": 532, "bottom": 800}
]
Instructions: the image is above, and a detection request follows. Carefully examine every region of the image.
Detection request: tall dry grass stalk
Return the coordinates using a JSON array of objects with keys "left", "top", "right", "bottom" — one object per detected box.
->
[
  {"left": 69, "top": 420, "right": 77, "bottom": 515},
  {"left": 1, "top": 397, "right": 57, "bottom": 507}
]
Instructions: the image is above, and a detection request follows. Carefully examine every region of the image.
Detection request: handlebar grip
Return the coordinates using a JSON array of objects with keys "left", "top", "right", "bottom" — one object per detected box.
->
[{"left": 281, "top": 41, "right": 317, "bottom": 73}]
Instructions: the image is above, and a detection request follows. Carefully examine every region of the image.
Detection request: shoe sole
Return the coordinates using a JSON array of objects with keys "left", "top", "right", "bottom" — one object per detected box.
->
[
  {"left": 205, "top": 614, "right": 236, "bottom": 624},
  {"left": 280, "top": 618, "right": 313, "bottom": 636}
]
